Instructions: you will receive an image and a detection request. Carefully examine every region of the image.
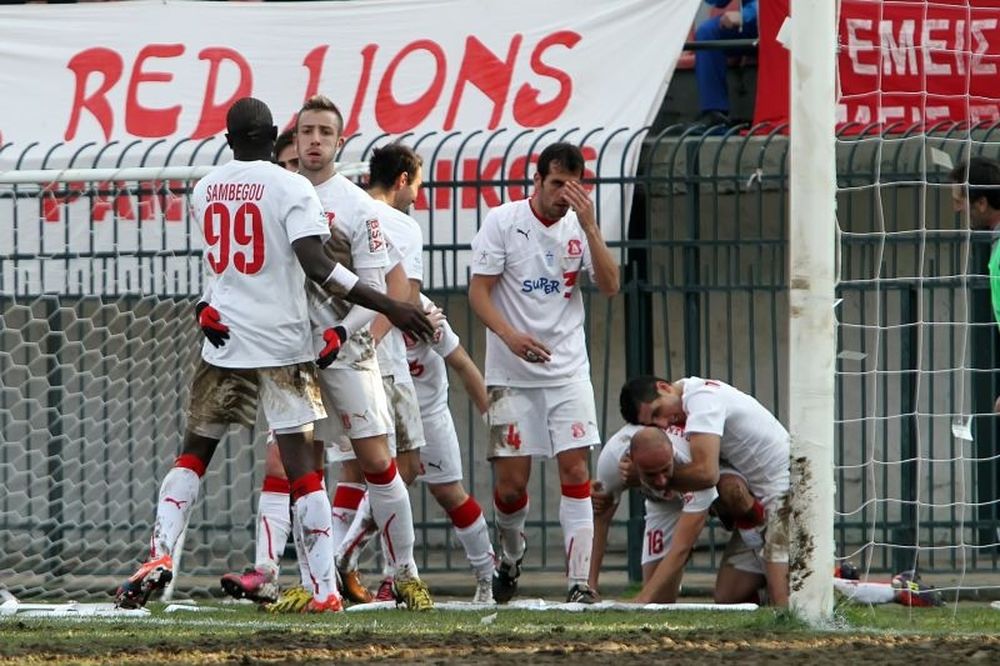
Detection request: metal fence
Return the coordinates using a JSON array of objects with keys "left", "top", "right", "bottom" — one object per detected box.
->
[{"left": 2, "top": 121, "right": 1000, "bottom": 598}]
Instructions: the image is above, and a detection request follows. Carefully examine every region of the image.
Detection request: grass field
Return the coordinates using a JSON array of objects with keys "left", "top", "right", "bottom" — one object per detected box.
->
[{"left": 2, "top": 601, "right": 998, "bottom": 665}]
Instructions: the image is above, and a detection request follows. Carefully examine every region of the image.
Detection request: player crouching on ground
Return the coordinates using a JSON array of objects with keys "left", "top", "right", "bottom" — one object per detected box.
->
[
  {"left": 589, "top": 425, "right": 766, "bottom": 604},
  {"left": 619, "top": 376, "right": 790, "bottom": 606}
]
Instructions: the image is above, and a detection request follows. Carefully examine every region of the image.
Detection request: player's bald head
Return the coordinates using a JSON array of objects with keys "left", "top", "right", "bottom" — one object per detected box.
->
[{"left": 630, "top": 426, "right": 674, "bottom": 471}]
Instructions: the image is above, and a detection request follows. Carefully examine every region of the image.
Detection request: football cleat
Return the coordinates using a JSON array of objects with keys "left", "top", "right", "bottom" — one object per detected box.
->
[
  {"left": 891, "top": 570, "right": 944, "bottom": 607},
  {"left": 303, "top": 593, "right": 344, "bottom": 613},
  {"left": 264, "top": 585, "right": 313, "bottom": 614},
  {"left": 220, "top": 567, "right": 279, "bottom": 604},
  {"left": 374, "top": 577, "right": 396, "bottom": 602},
  {"left": 472, "top": 575, "right": 494, "bottom": 604},
  {"left": 566, "top": 583, "right": 599, "bottom": 604},
  {"left": 115, "top": 554, "right": 174, "bottom": 609},
  {"left": 393, "top": 575, "right": 434, "bottom": 611},
  {"left": 492, "top": 557, "right": 521, "bottom": 604},
  {"left": 337, "top": 567, "right": 374, "bottom": 604}
]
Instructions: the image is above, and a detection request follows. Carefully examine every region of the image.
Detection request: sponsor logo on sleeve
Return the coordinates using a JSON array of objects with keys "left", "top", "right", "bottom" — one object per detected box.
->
[{"left": 366, "top": 218, "right": 384, "bottom": 253}]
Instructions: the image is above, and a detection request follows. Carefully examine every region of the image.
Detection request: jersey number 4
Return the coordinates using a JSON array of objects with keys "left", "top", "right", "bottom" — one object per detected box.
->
[{"left": 204, "top": 202, "right": 264, "bottom": 275}]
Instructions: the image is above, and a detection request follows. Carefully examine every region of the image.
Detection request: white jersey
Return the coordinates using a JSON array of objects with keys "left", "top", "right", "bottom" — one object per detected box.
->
[
  {"left": 406, "top": 295, "right": 461, "bottom": 417},
  {"left": 306, "top": 173, "right": 389, "bottom": 369},
  {"left": 470, "top": 199, "right": 595, "bottom": 388},
  {"left": 376, "top": 238, "right": 411, "bottom": 383},
  {"left": 596, "top": 424, "right": 717, "bottom": 512},
  {"left": 371, "top": 199, "right": 424, "bottom": 283},
  {"left": 681, "top": 377, "right": 791, "bottom": 503},
  {"left": 192, "top": 159, "right": 329, "bottom": 368}
]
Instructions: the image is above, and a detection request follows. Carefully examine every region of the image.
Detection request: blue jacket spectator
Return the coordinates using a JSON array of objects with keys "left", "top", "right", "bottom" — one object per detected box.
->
[{"left": 695, "top": 0, "right": 759, "bottom": 124}]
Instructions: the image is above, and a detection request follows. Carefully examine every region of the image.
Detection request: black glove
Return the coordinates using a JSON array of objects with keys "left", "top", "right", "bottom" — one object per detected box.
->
[
  {"left": 195, "top": 301, "right": 229, "bottom": 348},
  {"left": 317, "top": 326, "right": 347, "bottom": 369}
]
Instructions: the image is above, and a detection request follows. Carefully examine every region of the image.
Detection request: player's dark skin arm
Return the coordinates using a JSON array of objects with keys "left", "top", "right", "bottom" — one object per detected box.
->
[{"left": 292, "top": 236, "right": 433, "bottom": 340}]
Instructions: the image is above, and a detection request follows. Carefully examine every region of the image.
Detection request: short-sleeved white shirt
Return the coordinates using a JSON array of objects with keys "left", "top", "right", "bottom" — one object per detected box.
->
[
  {"left": 192, "top": 159, "right": 329, "bottom": 368},
  {"left": 470, "top": 199, "right": 595, "bottom": 388},
  {"left": 406, "top": 296, "right": 461, "bottom": 418},
  {"left": 375, "top": 232, "right": 412, "bottom": 384},
  {"left": 681, "top": 377, "right": 791, "bottom": 502},
  {"left": 595, "top": 424, "right": 717, "bottom": 513},
  {"left": 306, "top": 173, "right": 390, "bottom": 368},
  {"left": 371, "top": 199, "right": 423, "bottom": 283}
]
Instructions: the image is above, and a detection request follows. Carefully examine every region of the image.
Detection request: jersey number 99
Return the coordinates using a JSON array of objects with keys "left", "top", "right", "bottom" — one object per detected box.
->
[{"left": 204, "top": 202, "right": 264, "bottom": 275}]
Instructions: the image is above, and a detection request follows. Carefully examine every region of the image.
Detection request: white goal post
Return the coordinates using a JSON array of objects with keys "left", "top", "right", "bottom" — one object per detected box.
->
[{"left": 788, "top": 0, "right": 837, "bottom": 624}]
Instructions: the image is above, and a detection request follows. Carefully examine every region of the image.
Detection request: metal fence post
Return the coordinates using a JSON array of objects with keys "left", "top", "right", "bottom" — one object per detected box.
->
[
  {"left": 683, "top": 141, "right": 702, "bottom": 377},
  {"left": 624, "top": 179, "right": 653, "bottom": 583}
]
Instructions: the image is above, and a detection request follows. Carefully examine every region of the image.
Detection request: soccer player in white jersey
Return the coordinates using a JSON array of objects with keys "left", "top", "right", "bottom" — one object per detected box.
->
[
  {"left": 329, "top": 143, "right": 429, "bottom": 601},
  {"left": 469, "top": 142, "right": 620, "bottom": 604},
  {"left": 590, "top": 424, "right": 716, "bottom": 603},
  {"left": 218, "top": 95, "right": 431, "bottom": 612},
  {"left": 619, "top": 376, "right": 791, "bottom": 606},
  {"left": 337, "top": 295, "right": 497, "bottom": 603},
  {"left": 114, "top": 97, "right": 433, "bottom": 611},
  {"left": 590, "top": 425, "right": 766, "bottom": 604}
]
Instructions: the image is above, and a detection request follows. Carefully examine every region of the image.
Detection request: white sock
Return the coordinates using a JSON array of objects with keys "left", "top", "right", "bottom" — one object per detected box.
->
[
  {"left": 330, "top": 483, "right": 366, "bottom": 554},
  {"left": 255, "top": 490, "right": 290, "bottom": 579},
  {"left": 336, "top": 495, "right": 379, "bottom": 570},
  {"left": 151, "top": 466, "right": 201, "bottom": 558},
  {"left": 365, "top": 462, "right": 418, "bottom": 579},
  {"left": 494, "top": 492, "right": 529, "bottom": 564},
  {"left": 293, "top": 488, "right": 338, "bottom": 600},
  {"left": 455, "top": 515, "right": 496, "bottom": 580},
  {"left": 292, "top": 513, "right": 312, "bottom": 590},
  {"left": 559, "top": 494, "right": 594, "bottom": 587}
]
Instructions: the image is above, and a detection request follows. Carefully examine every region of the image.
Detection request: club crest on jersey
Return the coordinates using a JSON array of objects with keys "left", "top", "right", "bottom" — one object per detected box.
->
[
  {"left": 521, "top": 277, "right": 561, "bottom": 294},
  {"left": 571, "top": 422, "right": 586, "bottom": 439},
  {"left": 366, "top": 218, "right": 384, "bottom": 253},
  {"left": 567, "top": 239, "right": 583, "bottom": 256},
  {"left": 324, "top": 211, "right": 336, "bottom": 229}
]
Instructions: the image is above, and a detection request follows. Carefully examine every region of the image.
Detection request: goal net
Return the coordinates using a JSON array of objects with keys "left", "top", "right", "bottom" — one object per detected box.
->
[
  {"left": 831, "top": 0, "right": 1000, "bottom": 604},
  {"left": 0, "top": 164, "right": 361, "bottom": 600}
]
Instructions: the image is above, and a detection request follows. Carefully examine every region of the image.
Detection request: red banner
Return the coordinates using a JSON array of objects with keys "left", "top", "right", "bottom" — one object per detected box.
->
[{"left": 754, "top": 0, "right": 1000, "bottom": 131}]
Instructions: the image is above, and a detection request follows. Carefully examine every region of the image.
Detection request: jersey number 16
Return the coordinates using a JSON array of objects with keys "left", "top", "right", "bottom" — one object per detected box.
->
[{"left": 204, "top": 202, "right": 264, "bottom": 275}]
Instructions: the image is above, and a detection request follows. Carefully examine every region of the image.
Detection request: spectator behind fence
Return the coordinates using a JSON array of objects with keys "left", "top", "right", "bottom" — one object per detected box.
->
[{"left": 694, "top": 0, "right": 758, "bottom": 126}]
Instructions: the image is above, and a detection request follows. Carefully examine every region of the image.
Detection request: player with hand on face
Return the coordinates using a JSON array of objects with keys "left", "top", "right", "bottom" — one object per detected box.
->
[
  {"left": 116, "top": 97, "right": 433, "bottom": 612},
  {"left": 469, "top": 142, "right": 619, "bottom": 604},
  {"left": 619, "top": 376, "right": 790, "bottom": 606}
]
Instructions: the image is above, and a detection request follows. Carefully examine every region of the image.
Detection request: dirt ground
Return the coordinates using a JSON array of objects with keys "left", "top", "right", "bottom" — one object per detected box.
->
[{"left": 7, "top": 630, "right": 999, "bottom": 665}]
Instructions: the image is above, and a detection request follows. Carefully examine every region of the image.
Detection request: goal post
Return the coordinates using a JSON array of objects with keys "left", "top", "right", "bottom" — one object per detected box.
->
[{"left": 787, "top": 0, "right": 837, "bottom": 624}]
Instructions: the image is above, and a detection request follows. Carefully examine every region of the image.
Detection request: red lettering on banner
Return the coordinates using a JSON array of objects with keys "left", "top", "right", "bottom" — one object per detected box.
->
[
  {"left": 191, "top": 48, "right": 253, "bottom": 139},
  {"left": 125, "top": 44, "right": 184, "bottom": 137},
  {"left": 65, "top": 48, "right": 124, "bottom": 141},
  {"left": 755, "top": 0, "right": 1000, "bottom": 131},
  {"left": 513, "top": 31, "right": 580, "bottom": 127},
  {"left": 444, "top": 35, "right": 523, "bottom": 131},
  {"left": 284, "top": 45, "right": 329, "bottom": 132},
  {"left": 462, "top": 157, "right": 503, "bottom": 209},
  {"left": 90, "top": 182, "right": 135, "bottom": 222},
  {"left": 376, "top": 39, "right": 447, "bottom": 133},
  {"left": 345, "top": 44, "right": 378, "bottom": 137}
]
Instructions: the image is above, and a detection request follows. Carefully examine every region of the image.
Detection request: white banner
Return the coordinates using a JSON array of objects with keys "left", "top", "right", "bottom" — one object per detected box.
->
[{"left": 0, "top": 0, "right": 698, "bottom": 294}]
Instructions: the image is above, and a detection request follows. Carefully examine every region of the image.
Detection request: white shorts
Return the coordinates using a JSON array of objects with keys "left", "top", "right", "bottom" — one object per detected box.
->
[
  {"left": 721, "top": 529, "right": 767, "bottom": 575},
  {"left": 416, "top": 409, "right": 464, "bottom": 485},
  {"left": 317, "top": 365, "right": 391, "bottom": 462},
  {"left": 187, "top": 360, "right": 325, "bottom": 432},
  {"left": 384, "top": 376, "right": 426, "bottom": 454},
  {"left": 487, "top": 381, "right": 600, "bottom": 459},
  {"left": 641, "top": 499, "right": 683, "bottom": 567}
]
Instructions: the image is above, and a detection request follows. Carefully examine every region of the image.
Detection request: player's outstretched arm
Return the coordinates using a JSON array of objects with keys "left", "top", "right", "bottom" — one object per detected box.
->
[
  {"left": 589, "top": 484, "right": 618, "bottom": 593},
  {"left": 633, "top": 510, "right": 707, "bottom": 604},
  {"left": 669, "top": 433, "right": 721, "bottom": 492},
  {"left": 292, "top": 236, "right": 434, "bottom": 341},
  {"left": 445, "top": 345, "right": 489, "bottom": 415}
]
